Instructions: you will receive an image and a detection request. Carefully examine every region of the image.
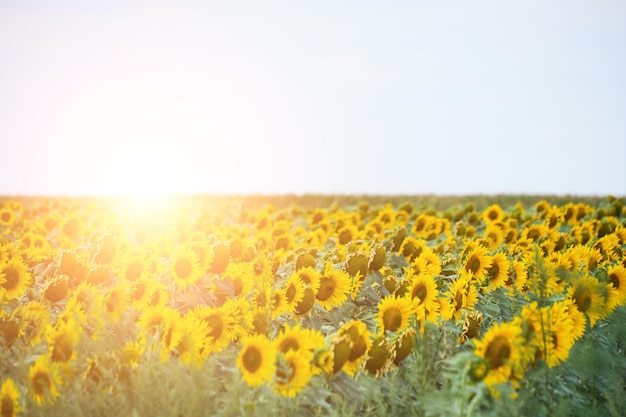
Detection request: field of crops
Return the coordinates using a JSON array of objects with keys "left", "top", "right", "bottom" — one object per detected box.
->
[{"left": 0, "top": 194, "right": 625, "bottom": 417}]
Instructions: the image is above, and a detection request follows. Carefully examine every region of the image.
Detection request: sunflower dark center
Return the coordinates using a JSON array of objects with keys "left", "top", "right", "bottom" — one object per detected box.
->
[
  {"left": 204, "top": 315, "right": 223, "bottom": 339},
  {"left": 2, "top": 266, "right": 19, "bottom": 291},
  {"left": 466, "top": 255, "right": 481, "bottom": 274},
  {"left": 1, "top": 395, "right": 14, "bottom": 417},
  {"left": 32, "top": 371, "right": 52, "bottom": 395},
  {"left": 412, "top": 284, "right": 427, "bottom": 302},
  {"left": 280, "top": 337, "right": 300, "bottom": 353},
  {"left": 573, "top": 287, "right": 592, "bottom": 312},
  {"left": 51, "top": 334, "right": 73, "bottom": 363},
  {"left": 127, "top": 261, "right": 143, "bottom": 281},
  {"left": 242, "top": 346, "right": 262, "bottom": 373},
  {"left": 175, "top": 258, "right": 192, "bottom": 278},
  {"left": 317, "top": 277, "right": 336, "bottom": 301},
  {"left": 609, "top": 273, "right": 620, "bottom": 289},
  {"left": 383, "top": 308, "right": 402, "bottom": 333},
  {"left": 485, "top": 335, "right": 511, "bottom": 369},
  {"left": 285, "top": 285, "right": 297, "bottom": 303},
  {"left": 488, "top": 263, "right": 500, "bottom": 281}
]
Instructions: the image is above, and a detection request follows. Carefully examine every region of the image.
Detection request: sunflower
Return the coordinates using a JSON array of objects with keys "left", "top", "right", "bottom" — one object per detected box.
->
[
  {"left": 275, "top": 323, "right": 325, "bottom": 359},
  {"left": 483, "top": 204, "right": 504, "bottom": 224},
  {"left": 473, "top": 321, "right": 524, "bottom": 388},
  {"left": 565, "top": 299, "right": 587, "bottom": 341},
  {"left": 376, "top": 203, "right": 396, "bottom": 227},
  {"left": 484, "top": 253, "right": 510, "bottom": 290},
  {"left": 0, "top": 206, "right": 15, "bottom": 227},
  {"left": 364, "top": 337, "right": 392, "bottom": 378},
  {"left": 237, "top": 333, "right": 277, "bottom": 387},
  {"left": 120, "top": 253, "right": 150, "bottom": 282},
  {"left": 399, "top": 236, "right": 426, "bottom": 263},
  {"left": 170, "top": 246, "right": 202, "bottom": 289},
  {"left": 336, "top": 224, "right": 359, "bottom": 246},
  {"left": 189, "top": 240, "right": 214, "bottom": 271},
  {"left": 484, "top": 224, "right": 504, "bottom": 250},
  {"left": 315, "top": 264, "right": 351, "bottom": 311},
  {"left": 29, "top": 356, "right": 61, "bottom": 406},
  {"left": 160, "top": 310, "right": 184, "bottom": 362},
  {"left": 170, "top": 315, "right": 208, "bottom": 368},
  {"left": 508, "top": 260, "right": 528, "bottom": 293},
  {"left": 189, "top": 305, "right": 235, "bottom": 353},
  {"left": 93, "top": 234, "right": 120, "bottom": 266},
  {"left": 0, "top": 378, "right": 22, "bottom": 417},
  {"left": 462, "top": 245, "right": 492, "bottom": 282},
  {"left": 42, "top": 275, "right": 70, "bottom": 303},
  {"left": 128, "top": 277, "right": 156, "bottom": 311},
  {"left": 294, "top": 266, "right": 322, "bottom": 294},
  {"left": 391, "top": 327, "right": 416, "bottom": 365},
  {"left": 406, "top": 271, "right": 440, "bottom": 317},
  {"left": 147, "top": 281, "right": 169, "bottom": 309},
  {"left": 368, "top": 243, "right": 386, "bottom": 271},
  {"left": 538, "top": 301, "right": 577, "bottom": 368},
  {"left": 567, "top": 275, "right": 609, "bottom": 327},
  {"left": 273, "top": 350, "right": 313, "bottom": 397},
  {"left": 435, "top": 296, "right": 455, "bottom": 322},
  {"left": 283, "top": 274, "right": 306, "bottom": 314},
  {"left": 221, "top": 262, "right": 255, "bottom": 298},
  {"left": 138, "top": 305, "right": 170, "bottom": 337},
  {"left": 410, "top": 250, "right": 442, "bottom": 277},
  {"left": 460, "top": 310, "right": 483, "bottom": 342},
  {"left": 223, "top": 297, "right": 254, "bottom": 342},
  {"left": 606, "top": 264, "right": 626, "bottom": 308},
  {"left": 376, "top": 295, "right": 413, "bottom": 336},
  {"left": 47, "top": 320, "right": 81, "bottom": 363},
  {"left": 1, "top": 258, "right": 32, "bottom": 300},
  {"left": 447, "top": 273, "right": 478, "bottom": 322},
  {"left": 270, "top": 288, "right": 289, "bottom": 319},
  {"left": 338, "top": 320, "right": 372, "bottom": 376}
]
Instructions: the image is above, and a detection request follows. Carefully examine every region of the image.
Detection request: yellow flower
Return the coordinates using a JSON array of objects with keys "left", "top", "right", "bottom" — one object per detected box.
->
[
  {"left": 237, "top": 333, "right": 276, "bottom": 387},
  {"left": 338, "top": 320, "right": 372, "bottom": 376},
  {"left": 484, "top": 253, "right": 510, "bottom": 290},
  {"left": 273, "top": 350, "right": 312, "bottom": 397},
  {"left": 128, "top": 277, "right": 156, "bottom": 311},
  {"left": 47, "top": 320, "right": 81, "bottom": 363},
  {"left": 221, "top": 262, "right": 255, "bottom": 298},
  {"left": 283, "top": 274, "right": 305, "bottom": 314},
  {"left": 170, "top": 246, "right": 202, "bottom": 289},
  {"left": 315, "top": 264, "right": 351, "bottom": 311},
  {"left": 406, "top": 272, "right": 439, "bottom": 314},
  {"left": 0, "top": 378, "right": 22, "bottom": 417},
  {"left": 0, "top": 206, "right": 15, "bottom": 227},
  {"left": 171, "top": 315, "right": 208, "bottom": 368},
  {"left": 567, "top": 275, "right": 610, "bottom": 327},
  {"left": 1, "top": 258, "right": 32, "bottom": 300},
  {"left": 462, "top": 245, "right": 492, "bottom": 282},
  {"left": 102, "top": 285, "right": 128, "bottom": 321},
  {"left": 29, "top": 356, "right": 61, "bottom": 406},
  {"left": 275, "top": 323, "right": 324, "bottom": 359},
  {"left": 606, "top": 264, "right": 626, "bottom": 308},
  {"left": 543, "top": 302, "right": 576, "bottom": 367},
  {"left": 376, "top": 295, "right": 413, "bottom": 335},
  {"left": 447, "top": 273, "right": 478, "bottom": 322},
  {"left": 189, "top": 305, "right": 235, "bottom": 353},
  {"left": 364, "top": 337, "right": 392, "bottom": 378},
  {"left": 473, "top": 322, "right": 524, "bottom": 388},
  {"left": 483, "top": 204, "right": 504, "bottom": 224}
]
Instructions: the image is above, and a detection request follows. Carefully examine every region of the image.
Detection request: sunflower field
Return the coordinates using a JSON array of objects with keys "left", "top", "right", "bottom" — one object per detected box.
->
[{"left": 0, "top": 195, "right": 625, "bottom": 417}]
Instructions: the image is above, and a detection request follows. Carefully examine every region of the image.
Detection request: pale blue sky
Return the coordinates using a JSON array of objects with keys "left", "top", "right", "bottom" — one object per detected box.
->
[{"left": 1, "top": 1, "right": 625, "bottom": 196}]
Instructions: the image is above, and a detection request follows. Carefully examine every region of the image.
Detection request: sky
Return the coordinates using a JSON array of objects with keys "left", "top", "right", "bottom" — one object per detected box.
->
[{"left": 1, "top": 0, "right": 625, "bottom": 197}]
